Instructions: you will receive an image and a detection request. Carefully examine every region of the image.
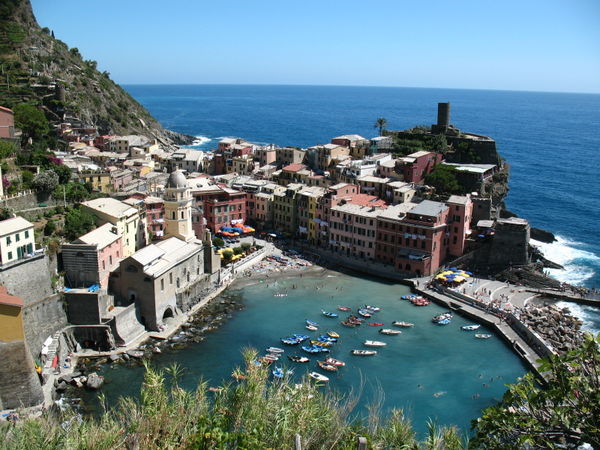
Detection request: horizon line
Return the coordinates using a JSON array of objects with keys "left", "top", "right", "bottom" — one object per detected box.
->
[{"left": 118, "top": 82, "right": 600, "bottom": 96}]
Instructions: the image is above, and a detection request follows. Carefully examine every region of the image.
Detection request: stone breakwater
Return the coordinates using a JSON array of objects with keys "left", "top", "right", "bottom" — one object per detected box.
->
[{"left": 518, "top": 304, "right": 584, "bottom": 354}]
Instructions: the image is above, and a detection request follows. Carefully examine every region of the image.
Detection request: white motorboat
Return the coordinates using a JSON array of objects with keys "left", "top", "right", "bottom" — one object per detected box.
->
[
  {"left": 475, "top": 334, "right": 492, "bottom": 339},
  {"left": 351, "top": 349, "right": 377, "bottom": 356},
  {"left": 364, "top": 340, "right": 387, "bottom": 347},
  {"left": 308, "top": 372, "right": 330, "bottom": 382},
  {"left": 461, "top": 324, "right": 481, "bottom": 331},
  {"left": 266, "top": 347, "right": 285, "bottom": 353},
  {"left": 379, "top": 329, "right": 401, "bottom": 335}
]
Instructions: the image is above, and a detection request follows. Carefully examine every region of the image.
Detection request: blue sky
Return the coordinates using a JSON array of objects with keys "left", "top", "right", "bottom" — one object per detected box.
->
[{"left": 31, "top": 0, "right": 600, "bottom": 93}]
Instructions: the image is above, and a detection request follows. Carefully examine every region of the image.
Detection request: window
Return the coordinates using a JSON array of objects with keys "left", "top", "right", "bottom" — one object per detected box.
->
[
  {"left": 8, "top": 251, "right": 12, "bottom": 260},
  {"left": 161, "top": 279, "right": 164, "bottom": 291},
  {"left": 169, "top": 273, "right": 173, "bottom": 284},
  {"left": 109, "top": 255, "right": 113, "bottom": 265},
  {"left": 25, "top": 230, "right": 29, "bottom": 239},
  {"left": 6, "top": 236, "right": 11, "bottom": 245},
  {"left": 15, "top": 233, "right": 19, "bottom": 242}
]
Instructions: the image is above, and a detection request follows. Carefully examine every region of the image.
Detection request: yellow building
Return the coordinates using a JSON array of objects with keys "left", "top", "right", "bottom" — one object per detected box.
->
[
  {"left": 81, "top": 197, "right": 147, "bottom": 257},
  {"left": 0, "top": 286, "right": 24, "bottom": 341},
  {"left": 78, "top": 171, "right": 112, "bottom": 193}
]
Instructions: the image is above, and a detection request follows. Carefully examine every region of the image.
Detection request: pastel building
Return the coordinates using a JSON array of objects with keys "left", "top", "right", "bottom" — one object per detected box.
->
[
  {"left": 163, "top": 170, "right": 195, "bottom": 242},
  {"left": 397, "top": 151, "right": 442, "bottom": 184},
  {"left": 329, "top": 203, "right": 382, "bottom": 260},
  {"left": 376, "top": 201, "right": 449, "bottom": 276},
  {"left": 447, "top": 195, "right": 473, "bottom": 257},
  {"left": 62, "top": 223, "right": 123, "bottom": 289},
  {"left": 0, "top": 106, "right": 15, "bottom": 139},
  {"left": 296, "top": 186, "right": 326, "bottom": 240},
  {"left": 81, "top": 197, "right": 146, "bottom": 257},
  {"left": 0, "top": 217, "right": 36, "bottom": 266},
  {"left": 0, "top": 286, "right": 44, "bottom": 409}
]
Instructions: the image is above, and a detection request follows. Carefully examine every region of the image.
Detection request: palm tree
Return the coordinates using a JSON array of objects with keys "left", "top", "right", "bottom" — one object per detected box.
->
[{"left": 374, "top": 118, "right": 387, "bottom": 136}]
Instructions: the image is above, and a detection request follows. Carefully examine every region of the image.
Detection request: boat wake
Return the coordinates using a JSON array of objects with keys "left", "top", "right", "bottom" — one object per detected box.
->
[{"left": 531, "top": 236, "right": 599, "bottom": 286}]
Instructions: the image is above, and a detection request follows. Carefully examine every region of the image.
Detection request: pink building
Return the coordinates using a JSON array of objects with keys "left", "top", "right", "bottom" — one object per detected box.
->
[
  {"left": 61, "top": 223, "right": 124, "bottom": 289},
  {"left": 329, "top": 202, "right": 383, "bottom": 260},
  {"left": 398, "top": 151, "right": 442, "bottom": 184},
  {"left": 0, "top": 106, "right": 15, "bottom": 139},
  {"left": 256, "top": 147, "right": 276, "bottom": 166},
  {"left": 447, "top": 195, "right": 473, "bottom": 257}
]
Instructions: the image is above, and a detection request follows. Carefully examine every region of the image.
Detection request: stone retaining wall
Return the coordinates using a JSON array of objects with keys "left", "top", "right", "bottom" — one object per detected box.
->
[{"left": 22, "top": 293, "right": 68, "bottom": 358}]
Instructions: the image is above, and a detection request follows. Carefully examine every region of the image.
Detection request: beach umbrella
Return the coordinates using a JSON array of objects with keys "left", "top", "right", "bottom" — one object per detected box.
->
[{"left": 453, "top": 276, "right": 466, "bottom": 282}]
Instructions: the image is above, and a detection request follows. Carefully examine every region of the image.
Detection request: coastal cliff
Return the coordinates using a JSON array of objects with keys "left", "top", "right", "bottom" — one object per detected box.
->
[{"left": 0, "top": 0, "right": 192, "bottom": 145}]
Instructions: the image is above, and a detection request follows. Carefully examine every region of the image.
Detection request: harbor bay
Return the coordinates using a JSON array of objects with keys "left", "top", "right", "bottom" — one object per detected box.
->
[{"left": 79, "top": 271, "right": 527, "bottom": 435}]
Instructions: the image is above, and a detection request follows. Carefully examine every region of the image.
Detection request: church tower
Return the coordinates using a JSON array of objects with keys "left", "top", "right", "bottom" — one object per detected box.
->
[{"left": 164, "top": 170, "right": 195, "bottom": 242}]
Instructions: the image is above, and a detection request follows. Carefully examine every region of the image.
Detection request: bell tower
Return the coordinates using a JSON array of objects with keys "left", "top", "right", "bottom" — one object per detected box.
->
[{"left": 164, "top": 170, "right": 195, "bottom": 242}]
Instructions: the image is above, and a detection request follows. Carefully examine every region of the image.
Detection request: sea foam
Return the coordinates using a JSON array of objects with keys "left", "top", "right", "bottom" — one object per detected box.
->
[{"left": 530, "top": 236, "right": 599, "bottom": 286}]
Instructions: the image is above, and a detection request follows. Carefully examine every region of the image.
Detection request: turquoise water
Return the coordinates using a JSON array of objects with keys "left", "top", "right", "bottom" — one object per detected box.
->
[{"left": 83, "top": 272, "right": 526, "bottom": 434}]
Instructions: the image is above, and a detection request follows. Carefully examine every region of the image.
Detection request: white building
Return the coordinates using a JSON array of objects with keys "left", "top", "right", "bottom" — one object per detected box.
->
[{"left": 0, "top": 217, "right": 36, "bottom": 265}]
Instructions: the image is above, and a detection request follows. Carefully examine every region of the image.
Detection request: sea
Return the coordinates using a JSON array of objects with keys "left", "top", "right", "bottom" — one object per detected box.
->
[
  {"left": 81, "top": 274, "right": 526, "bottom": 435},
  {"left": 124, "top": 84, "right": 600, "bottom": 333},
  {"left": 84, "top": 85, "right": 600, "bottom": 434}
]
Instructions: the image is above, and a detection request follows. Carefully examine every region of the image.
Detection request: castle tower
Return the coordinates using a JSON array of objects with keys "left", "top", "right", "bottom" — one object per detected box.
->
[
  {"left": 431, "top": 102, "right": 451, "bottom": 134},
  {"left": 164, "top": 170, "right": 195, "bottom": 242}
]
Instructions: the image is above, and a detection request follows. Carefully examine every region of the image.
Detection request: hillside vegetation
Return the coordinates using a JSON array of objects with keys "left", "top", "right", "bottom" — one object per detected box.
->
[{"left": 0, "top": 0, "right": 190, "bottom": 145}]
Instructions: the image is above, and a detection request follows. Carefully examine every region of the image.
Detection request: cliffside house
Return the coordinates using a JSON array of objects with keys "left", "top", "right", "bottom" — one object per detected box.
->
[
  {"left": 62, "top": 223, "right": 123, "bottom": 290},
  {"left": 81, "top": 197, "right": 147, "bottom": 257},
  {"left": 0, "top": 106, "right": 15, "bottom": 139},
  {"left": 0, "top": 217, "right": 36, "bottom": 266}
]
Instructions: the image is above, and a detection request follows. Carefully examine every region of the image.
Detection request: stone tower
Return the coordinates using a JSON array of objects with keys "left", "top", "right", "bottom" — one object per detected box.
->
[{"left": 164, "top": 170, "right": 195, "bottom": 242}]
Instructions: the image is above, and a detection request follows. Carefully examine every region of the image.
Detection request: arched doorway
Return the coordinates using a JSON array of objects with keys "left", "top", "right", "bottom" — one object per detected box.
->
[{"left": 162, "top": 308, "right": 174, "bottom": 320}]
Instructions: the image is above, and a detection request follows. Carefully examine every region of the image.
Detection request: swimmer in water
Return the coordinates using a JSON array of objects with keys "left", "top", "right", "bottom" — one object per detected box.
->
[
  {"left": 483, "top": 384, "right": 489, "bottom": 388},
  {"left": 417, "top": 384, "right": 423, "bottom": 389},
  {"left": 472, "top": 393, "right": 480, "bottom": 399}
]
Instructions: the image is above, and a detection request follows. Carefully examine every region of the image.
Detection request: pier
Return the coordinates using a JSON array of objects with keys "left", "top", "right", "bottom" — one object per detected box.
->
[{"left": 409, "top": 276, "right": 553, "bottom": 382}]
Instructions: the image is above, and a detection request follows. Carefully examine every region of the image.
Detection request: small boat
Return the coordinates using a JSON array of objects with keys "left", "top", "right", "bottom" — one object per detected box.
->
[
  {"left": 306, "top": 325, "right": 318, "bottom": 331},
  {"left": 341, "top": 320, "right": 358, "bottom": 327},
  {"left": 262, "top": 354, "right": 279, "bottom": 362},
  {"left": 267, "top": 347, "right": 284, "bottom": 354},
  {"left": 357, "top": 309, "right": 372, "bottom": 318},
  {"left": 392, "top": 321, "right": 414, "bottom": 328},
  {"left": 364, "top": 340, "right": 387, "bottom": 347},
  {"left": 317, "top": 361, "right": 338, "bottom": 372},
  {"left": 322, "top": 310, "right": 339, "bottom": 318},
  {"left": 306, "top": 320, "right": 319, "bottom": 327},
  {"left": 379, "top": 329, "right": 401, "bottom": 335},
  {"left": 292, "top": 334, "right": 310, "bottom": 341},
  {"left": 368, "top": 323, "right": 384, "bottom": 327},
  {"left": 432, "top": 313, "right": 452, "bottom": 323},
  {"left": 281, "top": 338, "right": 301, "bottom": 345},
  {"left": 475, "top": 334, "right": 492, "bottom": 339},
  {"left": 337, "top": 306, "right": 352, "bottom": 311},
  {"left": 327, "top": 331, "right": 340, "bottom": 338},
  {"left": 351, "top": 349, "right": 377, "bottom": 356},
  {"left": 325, "top": 357, "right": 345, "bottom": 367},
  {"left": 311, "top": 340, "right": 331, "bottom": 348},
  {"left": 288, "top": 355, "right": 310, "bottom": 363},
  {"left": 273, "top": 293, "right": 288, "bottom": 297},
  {"left": 364, "top": 305, "right": 380, "bottom": 312},
  {"left": 302, "top": 345, "right": 322, "bottom": 354},
  {"left": 318, "top": 336, "right": 337, "bottom": 344},
  {"left": 436, "top": 319, "right": 451, "bottom": 325},
  {"left": 272, "top": 367, "right": 284, "bottom": 378},
  {"left": 308, "top": 372, "right": 329, "bottom": 382},
  {"left": 461, "top": 325, "right": 481, "bottom": 331}
]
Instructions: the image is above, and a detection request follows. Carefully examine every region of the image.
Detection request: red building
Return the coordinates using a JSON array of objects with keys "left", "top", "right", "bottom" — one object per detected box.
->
[
  {"left": 0, "top": 106, "right": 15, "bottom": 139},
  {"left": 398, "top": 151, "right": 442, "bottom": 183},
  {"left": 375, "top": 196, "right": 472, "bottom": 276},
  {"left": 191, "top": 184, "right": 246, "bottom": 235}
]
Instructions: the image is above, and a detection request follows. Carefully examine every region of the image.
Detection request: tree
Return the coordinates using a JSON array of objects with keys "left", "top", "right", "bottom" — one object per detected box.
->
[
  {"left": 213, "top": 237, "right": 225, "bottom": 248},
  {"left": 424, "top": 165, "right": 462, "bottom": 195},
  {"left": 52, "top": 182, "right": 91, "bottom": 203},
  {"left": 12, "top": 104, "right": 49, "bottom": 143},
  {"left": 44, "top": 220, "right": 56, "bottom": 236},
  {"left": 472, "top": 334, "right": 600, "bottom": 448},
  {"left": 426, "top": 134, "right": 449, "bottom": 154},
  {"left": 0, "top": 141, "right": 15, "bottom": 159},
  {"left": 32, "top": 169, "right": 59, "bottom": 193},
  {"left": 374, "top": 118, "right": 388, "bottom": 136},
  {"left": 63, "top": 207, "right": 95, "bottom": 241},
  {"left": 50, "top": 163, "right": 72, "bottom": 184}
]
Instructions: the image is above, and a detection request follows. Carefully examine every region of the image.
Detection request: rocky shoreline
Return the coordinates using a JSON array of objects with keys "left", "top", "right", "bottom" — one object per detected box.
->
[{"left": 518, "top": 303, "right": 584, "bottom": 354}]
